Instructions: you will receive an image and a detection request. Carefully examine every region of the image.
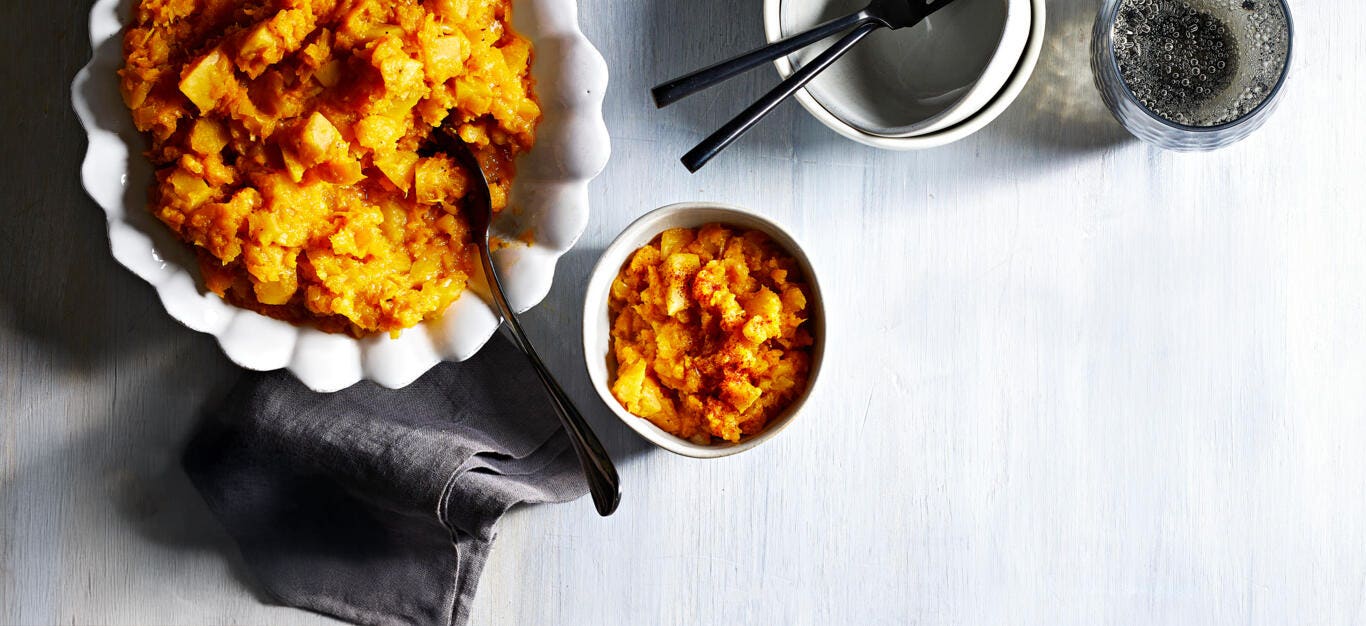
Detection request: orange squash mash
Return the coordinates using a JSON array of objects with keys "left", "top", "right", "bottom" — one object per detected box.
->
[
  {"left": 119, "top": 0, "right": 539, "bottom": 335},
  {"left": 608, "top": 225, "right": 815, "bottom": 444}
]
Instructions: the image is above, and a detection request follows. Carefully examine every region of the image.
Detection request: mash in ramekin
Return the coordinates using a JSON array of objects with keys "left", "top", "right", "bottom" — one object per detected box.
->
[{"left": 608, "top": 225, "right": 815, "bottom": 444}]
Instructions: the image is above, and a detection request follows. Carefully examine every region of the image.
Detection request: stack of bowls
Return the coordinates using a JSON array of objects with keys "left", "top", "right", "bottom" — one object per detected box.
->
[{"left": 765, "top": 0, "right": 1046, "bottom": 149}]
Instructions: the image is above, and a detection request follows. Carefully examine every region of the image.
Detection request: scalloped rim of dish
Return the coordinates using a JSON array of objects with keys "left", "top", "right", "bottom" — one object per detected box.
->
[
  {"left": 71, "top": 0, "right": 611, "bottom": 392},
  {"left": 582, "top": 203, "right": 827, "bottom": 459},
  {"left": 765, "top": 0, "right": 1046, "bottom": 150}
]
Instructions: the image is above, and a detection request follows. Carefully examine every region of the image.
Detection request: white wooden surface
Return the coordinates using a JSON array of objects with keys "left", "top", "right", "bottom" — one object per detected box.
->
[{"left": 4, "top": 0, "right": 1366, "bottom": 624}]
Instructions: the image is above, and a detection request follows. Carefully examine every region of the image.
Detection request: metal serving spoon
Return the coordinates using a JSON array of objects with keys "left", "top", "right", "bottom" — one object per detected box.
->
[
  {"left": 652, "top": 0, "right": 963, "bottom": 172},
  {"left": 436, "top": 132, "right": 621, "bottom": 517}
]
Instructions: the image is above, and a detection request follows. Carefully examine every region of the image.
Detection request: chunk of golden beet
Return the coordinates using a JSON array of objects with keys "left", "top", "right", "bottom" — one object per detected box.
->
[
  {"left": 195, "top": 188, "right": 260, "bottom": 262},
  {"left": 178, "top": 49, "right": 233, "bottom": 112},
  {"left": 314, "top": 59, "right": 342, "bottom": 87},
  {"left": 317, "top": 160, "right": 365, "bottom": 186},
  {"left": 374, "top": 150, "right": 419, "bottom": 191},
  {"left": 351, "top": 22, "right": 403, "bottom": 44},
  {"left": 424, "top": 35, "right": 469, "bottom": 84},
  {"left": 368, "top": 38, "right": 427, "bottom": 112},
  {"left": 254, "top": 273, "right": 298, "bottom": 305},
  {"left": 353, "top": 115, "right": 404, "bottom": 151},
  {"left": 704, "top": 399, "right": 742, "bottom": 442},
  {"left": 378, "top": 199, "right": 409, "bottom": 242},
  {"left": 662, "top": 252, "right": 700, "bottom": 280},
  {"left": 298, "top": 28, "right": 333, "bottom": 69},
  {"left": 456, "top": 122, "right": 487, "bottom": 146},
  {"left": 662, "top": 252, "right": 700, "bottom": 316},
  {"left": 337, "top": 0, "right": 403, "bottom": 45},
  {"left": 500, "top": 37, "right": 531, "bottom": 74},
  {"left": 659, "top": 228, "right": 693, "bottom": 257},
  {"left": 413, "top": 156, "right": 467, "bottom": 206},
  {"left": 280, "top": 112, "right": 363, "bottom": 185},
  {"left": 741, "top": 313, "right": 780, "bottom": 344},
  {"left": 627, "top": 245, "right": 661, "bottom": 273},
  {"left": 188, "top": 119, "right": 229, "bottom": 155},
  {"left": 741, "top": 287, "right": 782, "bottom": 343},
  {"left": 721, "top": 377, "right": 762, "bottom": 413},
  {"left": 611, "top": 358, "right": 645, "bottom": 402},
  {"left": 236, "top": 24, "right": 282, "bottom": 77},
  {"left": 234, "top": 9, "right": 314, "bottom": 78},
  {"left": 693, "top": 261, "right": 745, "bottom": 329},
  {"left": 281, "top": 148, "right": 307, "bottom": 183},
  {"left": 612, "top": 358, "right": 668, "bottom": 418},
  {"left": 410, "top": 255, "right": 442, "bottom": 285},
  {"left": 781, "top": 286, "right": 808, "bottom": 326},
  {"left": 297, "top": 112, "right": 345, "bottom": 165},
  {"left": 428, "top": 0, "right": 472, "bottom": 21},
  {"left": 167, "top": 169, "right": 214, "bottom": 209}
]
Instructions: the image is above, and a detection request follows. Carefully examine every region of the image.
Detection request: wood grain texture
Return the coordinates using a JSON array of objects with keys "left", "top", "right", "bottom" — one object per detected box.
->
[{"left": 4, "top": 0, "right": 1366, "bottom": 624}]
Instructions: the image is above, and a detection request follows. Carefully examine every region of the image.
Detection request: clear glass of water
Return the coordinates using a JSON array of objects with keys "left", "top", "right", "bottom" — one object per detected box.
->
[{"left": 1091, "top": 0, "right": 1293, "bottom": 151}]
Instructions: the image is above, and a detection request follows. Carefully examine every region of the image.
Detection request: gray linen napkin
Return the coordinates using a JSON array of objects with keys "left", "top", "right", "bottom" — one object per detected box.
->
[{"left": 184, "top": 332, "right": 588, "bottom": 626}]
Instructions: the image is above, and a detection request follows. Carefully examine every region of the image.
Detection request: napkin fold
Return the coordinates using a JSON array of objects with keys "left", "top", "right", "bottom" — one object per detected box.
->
[{"left": 184, "top": 332, "right": 588, "bottom": 626}]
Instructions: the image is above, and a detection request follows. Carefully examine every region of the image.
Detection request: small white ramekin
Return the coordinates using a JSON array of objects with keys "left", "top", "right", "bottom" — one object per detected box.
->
[{"left": 582, "top": 203, "right": 826, "bottom": 459}]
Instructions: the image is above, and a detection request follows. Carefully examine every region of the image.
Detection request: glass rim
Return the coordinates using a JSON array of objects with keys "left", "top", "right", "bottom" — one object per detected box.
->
[{"left": 1102, "top": 0, "right": 1295, "bottom": 134}]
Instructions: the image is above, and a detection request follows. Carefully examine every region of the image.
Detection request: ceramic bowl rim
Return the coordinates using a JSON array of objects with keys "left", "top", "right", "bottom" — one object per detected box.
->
[
  {"left": 764, "top": 0, "right": 1047, "bottom": 150},
  {"left": 777, "top": 0, "right": 1024, "bottom": 137},
  {"left": 581, "top": 202, "right": 827, "bottom": 459}
]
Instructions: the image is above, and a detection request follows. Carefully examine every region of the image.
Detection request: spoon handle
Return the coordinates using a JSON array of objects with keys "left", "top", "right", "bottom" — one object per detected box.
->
[
  {"left": 651, "top": 9, "right": 875, "bottom": 108},
  {"left": 479, "top": 251, "right": 622, "bottom": 517},
  {"left": 681, "top": 21, "right": 883, "bottom": 172}
]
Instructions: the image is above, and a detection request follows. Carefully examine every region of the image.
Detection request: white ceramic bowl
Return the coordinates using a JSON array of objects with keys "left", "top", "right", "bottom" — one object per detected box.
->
[
  {"left": 766, "top": 0, "right": 1046, "bottom": 149},
  {"left": 582, "top": 203, "right": 827, "bottom": 459},
  {"left": 772, "top": 0, "right": 1030, "bottom": 137},
  {"left": 71, "top": 0, "right": 610, "bottom": 392}
]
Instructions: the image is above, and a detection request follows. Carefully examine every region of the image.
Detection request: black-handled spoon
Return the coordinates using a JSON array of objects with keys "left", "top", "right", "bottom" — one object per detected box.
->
[
  {"left": 681, "top": 21, "right": 881, "bottom": 172},
  {"left": 652, "top": 10, "right": 876, "bottom": 108},
  {"left": 436, "top": 130, "right": 622, "bottom": 517},
  {"left": 652, "top": 0, "right": 962, "bottom": 172}
]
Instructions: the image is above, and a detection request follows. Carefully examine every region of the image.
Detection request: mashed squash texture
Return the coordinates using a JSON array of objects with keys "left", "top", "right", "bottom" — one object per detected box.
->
[
  {"left": 608, "top": 225, "right": 815, "bottom": 444},
  {"left": 119, "top": 0, "right": 539, "bottom": 335}
]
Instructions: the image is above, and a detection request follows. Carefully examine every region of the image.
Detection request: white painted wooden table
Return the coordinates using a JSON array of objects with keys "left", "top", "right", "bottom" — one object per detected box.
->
[{"left": 5, "top": 0, "right": 1366, "bottom": 624}]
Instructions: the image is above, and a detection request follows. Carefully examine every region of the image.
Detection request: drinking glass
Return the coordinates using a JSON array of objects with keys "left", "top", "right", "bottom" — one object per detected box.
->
[{"left": 1091, "top": 0, "right": 1293, "bottom": 151}]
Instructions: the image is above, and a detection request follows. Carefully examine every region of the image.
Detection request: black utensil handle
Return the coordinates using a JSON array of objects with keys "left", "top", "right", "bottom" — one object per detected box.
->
[
  {"left": 681, "top": 21, "right": 883, "bottom": 173},
  {"left": 481, "top": 256, "right": 622, "bottom": 517},
  {"left": 651, "top": 9, "right": 874, "bottom": 108},
  {"left": 518, "top": 330, "right": 623, "bottom": 517}
]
